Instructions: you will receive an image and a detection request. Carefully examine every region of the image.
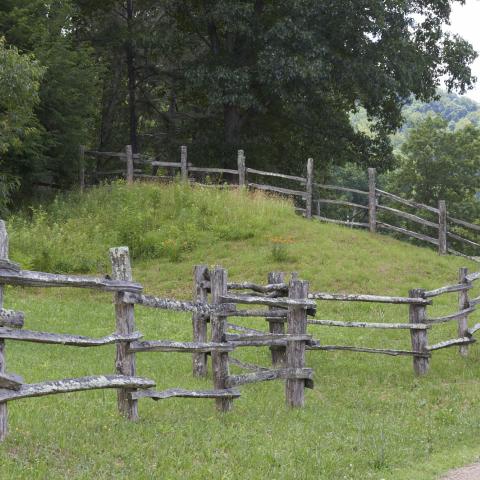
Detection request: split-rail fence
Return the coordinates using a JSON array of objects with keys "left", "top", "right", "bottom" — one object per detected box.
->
[
  {"left": 1, "top": 219, "right": 480, "bottom": 441},
  {"left": 80, "top": 145, "right": 480, "bottom": 261}
]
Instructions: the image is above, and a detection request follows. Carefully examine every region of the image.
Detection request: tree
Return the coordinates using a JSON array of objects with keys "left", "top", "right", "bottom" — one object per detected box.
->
[
  {"left": 388, "top": 116, "right": 480, "bottom": 219},
  {"left": 0, "top": 37, "right": 44, "bottom": 211}
]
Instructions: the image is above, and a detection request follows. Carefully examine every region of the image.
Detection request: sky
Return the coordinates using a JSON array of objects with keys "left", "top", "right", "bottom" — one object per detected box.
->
[{"left": 447, "top": 0, "right": 480, "bottom": 102}]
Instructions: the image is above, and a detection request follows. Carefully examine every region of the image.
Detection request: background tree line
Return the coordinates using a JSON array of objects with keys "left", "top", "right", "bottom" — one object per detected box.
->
[{"left": 0, "top": 0, "right": 479, "bottom": 215}]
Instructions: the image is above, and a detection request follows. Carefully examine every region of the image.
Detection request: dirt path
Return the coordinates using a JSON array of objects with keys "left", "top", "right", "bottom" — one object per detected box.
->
[{"left": 440, "top": 463, "right": 480, "bottom": 479}]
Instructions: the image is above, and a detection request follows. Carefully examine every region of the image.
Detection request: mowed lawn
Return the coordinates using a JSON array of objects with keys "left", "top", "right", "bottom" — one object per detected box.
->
[{"left": 2, "top": 184, "right": 480, "bottom": 479}]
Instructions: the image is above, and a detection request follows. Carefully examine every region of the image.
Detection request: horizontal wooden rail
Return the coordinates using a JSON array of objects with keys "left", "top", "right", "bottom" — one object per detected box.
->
[
  {"left": 427, "top": 337, "right": 476, "bottom": 351},
  {"left": 312, "top": 216, "right": 369, "bottom": 228},
  {"left": 131, "top": 388, "right": 241, "bottom": 401},
  {"left": 465, "top": 271, "right": 480, "bottom": 282},
  {"left": 0, "top": 328, "right": 142, "bottom": 346},
  {"left": 246, "top": 168, "right": 306, "bottom": 183},
  {"left": 423, "top": 283, "right": 472, "bottom": 298},
  {"left": 376, "top": 189, "right": 439, "bottom": 214},
  {"left": 227, "top": 282, "right": 288, "bottom": 293},
  {"left": 447, "top": 232, "right": 480, "bottom": 249},
  {"left": 0, "top": 375, "right": 155, "bottom": 403},
  {"left": 313, "top": 183, "right": 369, "bottom": 196},
  {"left": 189, "top": 167, "right": 239, "bottom": 175},
  {"left": 469, "top": 295, "right": 480, "bottom": 306},
  {"left": 447, "top": 216, "right": 480, "bottom": 233},
  {"left": 225, "top": 367, "right": 313, "bottom": 388},
  {"left": 377, "top": 222, "right": 439, "bottom": 246},
  {"left": 226, "top": 333, "right": 312, "bottom": 343},
  {"left": 228, "top": 357, "right": 270, "bottom": 372},
  {"left": 150, "top": 161, "right": 181, "bottom": 168},
  {"left": 317, "top": 199, "right": 368, "bottom": 210},
  {"left": 225, "top": 309, "right": 288, "bottom": 318},
  {"left": 220, "top": 294, "right": 317, "bottom": 311},
  {"left": 0, "top": 309, "right": 24, "bottom": 329},
  {"left": 0, "top": 372, "right": 23, "bottom": 390},
  {"left": 307, "top": 343, "right": 430, "bottom": 357},
  {"left": 468, "top": 323, "right": 480, "bottom": 336},
  {"left": 0, "top": 269, "right": 143, "bottom": 293},
  {"left": 248, "top": 183, "right": 307, "bottom": 198},
  {"left": 226, "top": 323, "right": 264, "bottom": 335},
  {"left": 377, "top": 204, "right": 438, "bottom": 229},
  {"left": 426, "top": 306, "right": 476, "bottom": 325},
  {"left": 121, "top": 292, "right": 230, "bottom": 315},
  {"left": 307, "top": 319, "right": 430, "bottom": 330},
  {"left": 128, "top": 340, "right": 233, "bottom": 353},
  {"left": 308, "top": 292, "right": 431, "bottom": 305}
]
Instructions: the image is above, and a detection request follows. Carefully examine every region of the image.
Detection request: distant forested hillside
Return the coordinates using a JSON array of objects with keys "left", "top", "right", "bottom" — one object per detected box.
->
[{"left": 352, "top": 91, "right": 480, "bottom": 152}]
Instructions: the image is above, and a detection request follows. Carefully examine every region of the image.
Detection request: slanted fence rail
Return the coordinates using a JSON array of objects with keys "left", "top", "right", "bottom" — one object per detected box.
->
[
  {"left": 80, "top": 145, "right": 480, "bottom": 260},
  {"left": 2, "top": 218, "right": 480, "bottom": 441}
]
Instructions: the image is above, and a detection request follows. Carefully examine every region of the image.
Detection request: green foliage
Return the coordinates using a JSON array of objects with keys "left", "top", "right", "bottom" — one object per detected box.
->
[
  {"left": 386, "top": 116, "right": 480, "bottom": 220},
  {"left": 8, "top": 181, "right": 293, "bottom": 272}
]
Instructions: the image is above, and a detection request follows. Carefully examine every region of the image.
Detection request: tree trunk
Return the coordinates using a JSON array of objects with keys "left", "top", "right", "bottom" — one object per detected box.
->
[{"left": 126, "top": 0, "right": 138, "bottom": 153}]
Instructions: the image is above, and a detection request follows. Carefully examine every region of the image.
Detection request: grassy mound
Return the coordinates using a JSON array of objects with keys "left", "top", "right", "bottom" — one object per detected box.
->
[{"left": 2, "top": 182, "right": 480, "bottom": 479}]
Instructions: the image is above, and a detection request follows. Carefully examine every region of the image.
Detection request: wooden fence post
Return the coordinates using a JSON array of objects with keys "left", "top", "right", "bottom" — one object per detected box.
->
[
  {"left": 267, "top": 272, "right": 286, "bottom": 366},
  {"left": 192, "top": 265, "right": 209, "bottom": 377},
  {"left": 305, "top": 158, "right": 314, "bottom": 219},
  {"left": 286, "top": 277, "right": 309, "bottom": 407},
  {"left": 0, "top": 221, "right": 8, "bottom": 440},
  {"left": 125, "top": 145, "right": 134, "bottom": 185},
  {"left": 458, "top": 267, "right": 470, "bottom": 357},
  {"left": 368, "top": 167, "right": 377, "bottom": 233},
  {"left": 210, "top": 266, "right": 233, "bottom": 412},
  {"left": 181, "top": 145, "right": 188, "bottom": 183},
  {"left": 438, "top": 200, "right": 447, "bottom": 255},
  {"left": 409, "top": 288, "right": 429, "bottom": 375},
  {"left": 109, "top": 247, "right": 138, "bottom": 420},
  {"left": 237, "top": 150, "right": 246, "bottom": 187},
  {"left": 79, "top": 145, "right": 85, "bottom": 193}
]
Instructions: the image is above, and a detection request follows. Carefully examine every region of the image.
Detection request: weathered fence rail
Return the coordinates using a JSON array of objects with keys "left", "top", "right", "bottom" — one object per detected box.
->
[
  {"left": 80, "top": 145, "right": 479, "bottom": 259},
  {"left": 2, "top": 216, "right": 480, "bottom": 441}
]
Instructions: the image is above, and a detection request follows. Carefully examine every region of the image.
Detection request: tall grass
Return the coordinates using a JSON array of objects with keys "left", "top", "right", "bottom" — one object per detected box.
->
[{"left": 8, "top": 181, "right": 292, "bottom": 272}]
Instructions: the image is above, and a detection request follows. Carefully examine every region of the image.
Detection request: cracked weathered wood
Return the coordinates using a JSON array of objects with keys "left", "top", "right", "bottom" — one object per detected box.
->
[
  {"left": 237, "top": 150, "right": 246, "bottom": 187},
  {"left": 110, "top": 247, "right": 138, "bottom": 420},
  {"left": 0, "top": 269, "right": 142, "bottom": 292},
  {"left": 227, "top": 282, "right": 288, "bottom": 294},
  {"left": 189, "top": 166, "right": 239, "bottom": 175},
  {"left": 246, "top": 167, "right": 306, "bottom": 183},
  {"left": 467, "top": 323, "right": 480, "bottom": 336},
  {"left": 307, "top": 343, "right": 430, "bottom": 357},
  {"left": 305, "top": 158, "right": 314, "bottom": 218},
  {"left": 0, "top": 375, "right": 155, "bottom": 403},
  {"left": 121, "top": 291, "right": 222, "bottom": 315},
  {"left": 307, "top": 319, "right": 430, "bottom": 329},
  {"left": 229, "top": 357, "right": 270, "bottom": 372},
  {"left": 427, "top": 337, "right": 476, "bottom": 351},
  {"left": 438, "top": 200, "right": 447, "bottom": 255},
  {"left": 469, "top": 295, "right": 480, "bottom": 306},
  {"left": 376, "top": 204, "right": 438, "bottom": 229},
  {"left": 211, "top": 266, "right": 233, "bottom": 412},
  {"left": 0, "top": 259, "right": 20, "bottom": 272},
  {"left": 378, "top": 222, "right": 439, "bottom": 246},
  {"left": 0, "top": 372, "right": 23, "bottom": 390},
  {"left": 410, "top": 288, "right": 429, "bottom": 375},
  {"left": 226, "top": 368, "right": 313, "bottom": 388},
  {"left": 226, "top": 323, "right": 264, "bottom": 335},
  {"left": 0, "top": 220, "right": 8, "bottom": 440},
  {"left": 458, "top": 267, "right": 470, "bottom": 357},
  {"left": 268, "top": 272, "right": 287, "bottom": 367},
  {"left": 226, "top": 333, "right": 312, "bottom": 343},
  {"left": 368, "top": 167, "right": 377, "bottom": 232},
  {"left": 448, "top": 216, "right": 480, "bottom": 233},
  {"left": 131, "top": 388, "right": 241, "bottom": 401},
  {"left": 376, "top": 189, "right": 439, "bottom": 214},
  {"left": 466, "top": 271, "right": 480, "bottom": 282},
  {"left": 308, "top": 292, "right": 431, "bottom": 305},
  {"left": 192, "top": 265, "right": 209, "bottom": 377},
  {"left": 423, "top": 282, "right": 472, "bottom": 298},
  {"left": 0, "top": 328, "right": 142, "bottom": 346},
  {"left": 220, "top": 293, "right": 316, "bottom": 311},
  {"left": 128, "top": 340, "right": 233, "bottom": 353},
  {"left": 248, "top": 183, "right": 307, "bottom": 198},
  {"left": 426, "top": 306, "right": 476, "bottom": 325},
  {"left": 226, "top": 308, "right": 287, "bottom": 318},
  {"left": 313, "top": 183, "right": 368, "bottom": 196},
  {"left": 286, "top": 278, "right": 309, "bottom": 408},
  {"left": 0, "top": 309, "right": 24, "bottom": 329}
]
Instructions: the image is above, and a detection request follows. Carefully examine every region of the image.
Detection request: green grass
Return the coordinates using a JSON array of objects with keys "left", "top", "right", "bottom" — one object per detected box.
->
[{"left": 2, "top": 182, "right": 480, "bottom": 479}]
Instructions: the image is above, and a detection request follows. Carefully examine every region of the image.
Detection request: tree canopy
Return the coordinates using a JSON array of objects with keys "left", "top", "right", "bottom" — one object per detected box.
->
[{"left": 0, "top": 0, "right": 477, "bottom": 206}]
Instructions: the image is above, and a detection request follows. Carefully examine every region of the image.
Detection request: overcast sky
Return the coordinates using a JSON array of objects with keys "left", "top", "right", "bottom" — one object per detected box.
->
[{"left": 447, "top": 0, "right": 480, "bottom": 102}]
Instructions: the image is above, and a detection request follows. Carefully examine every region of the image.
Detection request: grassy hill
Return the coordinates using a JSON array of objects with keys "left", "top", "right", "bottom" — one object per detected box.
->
[{"left": 2, "top": 182, "right": 480, "bottom": 479}]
